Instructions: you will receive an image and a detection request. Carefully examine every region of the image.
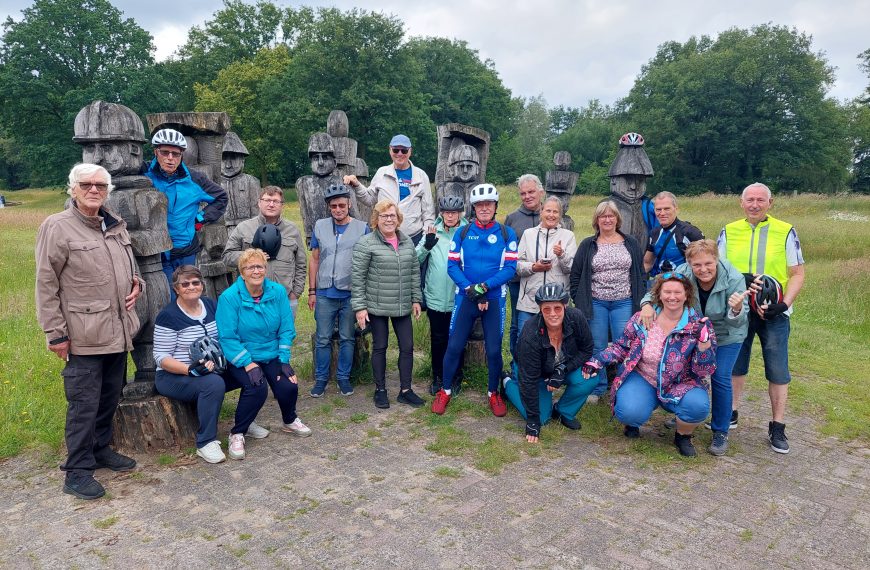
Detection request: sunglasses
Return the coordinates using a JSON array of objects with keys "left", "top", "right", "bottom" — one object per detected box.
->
[
  {"left": 178, "top": 279, "right": 202, "bottom": 289},
  {"left": 78, "top": 182, "right": 109, "bottom": 192},
  {"left": 390, "top": 147, "right": 410, "bottom": 155},
  {"left": 329, "top": 203, "right": 348, "bottom": 209},
  {"left": 660, "top": 272, "right": 686, "bottom": 280}
]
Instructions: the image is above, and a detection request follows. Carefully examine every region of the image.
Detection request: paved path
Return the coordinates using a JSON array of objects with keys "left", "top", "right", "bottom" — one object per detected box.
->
[{"left": 1, "top": 381, "right": 868, "bottom": 569}]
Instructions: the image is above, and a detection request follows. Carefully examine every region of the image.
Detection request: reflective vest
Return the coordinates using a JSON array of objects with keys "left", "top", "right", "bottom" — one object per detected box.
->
[{"left": 724, "top": 215, "right": 792, "bottom": 289}]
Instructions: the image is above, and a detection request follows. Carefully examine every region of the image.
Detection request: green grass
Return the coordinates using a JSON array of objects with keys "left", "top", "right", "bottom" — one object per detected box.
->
[
  {"left": 1, "top": 189, "right": 869, "bottom": 460},
  {"left": 433, "top": 466, "right": 462, "bottom": 478},
  {"left": 92, "top": 515, "right": 119, "bottom": 529}
]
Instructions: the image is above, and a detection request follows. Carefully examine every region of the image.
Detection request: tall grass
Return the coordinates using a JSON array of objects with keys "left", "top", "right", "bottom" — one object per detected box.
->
[{"left": 1, "top": 188, "right": 868, "bottom": 457}]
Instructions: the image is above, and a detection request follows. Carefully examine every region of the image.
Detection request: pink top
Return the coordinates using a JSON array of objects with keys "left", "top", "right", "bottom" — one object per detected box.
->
[
  {"left": 591, "top": 242, "right": 632, "bottom": 300},
  {"left": 385, "top": 236, "right": 399, "bottom": 251},
  {"left": 635, "top": 321, "right": 668, "bottom": 385}
]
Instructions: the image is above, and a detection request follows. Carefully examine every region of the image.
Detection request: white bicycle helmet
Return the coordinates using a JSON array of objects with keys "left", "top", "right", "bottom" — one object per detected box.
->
[
  {"left": 469, "top": 183, "right": 499, "bottom": 205},
  {"left": 151, "top": 128, "right": 188, "bottom": 149}
]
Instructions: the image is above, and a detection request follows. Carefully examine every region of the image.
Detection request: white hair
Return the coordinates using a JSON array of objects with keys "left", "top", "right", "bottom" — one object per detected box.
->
[
  {"left": 653, "top": 191, "right": 678, "bottom": 207},
  {"left": 67, "top": 163, "right": 114, "bottom": 196},
  {"left": 516, "top": 173, "right": 543, "bottom": 191},
  {"left": 741, "top": 182, "right": 771, "bottom": 199}
]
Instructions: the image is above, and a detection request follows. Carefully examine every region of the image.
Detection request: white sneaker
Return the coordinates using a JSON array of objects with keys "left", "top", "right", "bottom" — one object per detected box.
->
[
  {"left": 246, "top": 421, "right": 270, "bottom": 439},
  {"left": 228, "top": 433, "right": 246, "bottom": 460},
  {"left": 196, "top": 440, "right": 226, "bottom": 464},
  {"left": 587, "top": 395, "right": 600, "bottom": 404},
  {"left": 282, "top": 418, "right": 312, "bottom": 437}
]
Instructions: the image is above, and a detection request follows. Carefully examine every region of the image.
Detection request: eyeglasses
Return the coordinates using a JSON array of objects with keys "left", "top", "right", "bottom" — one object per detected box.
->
[
  {"left": 178, "top": 280, "right": 202, "bottom": 289},
  {"left": 243, "top": 264, "right": 266, "bottom": 273},
  {"left": 378, "top": 213, "right": 398, "bottom": 220},
  {"left": 598, "top": 214, "right": 616, "bottom": 220},
  {"left": 77, "top": 182, "right": 109, "bottom": 192},
  {"left": 390, "top": 147, "right": 410, "bottom": 155},
  {"left": 660, "top": 272, "right": 686, "bottom": 280},
  {"left": 329, "top": 203, "right": 348, "bottom": 209},
  {"left": 259, "top": 198, "right": 283, "bottom": 205},
  {"left": 156, "top": 149, "right": 183, "bottom": 158}
]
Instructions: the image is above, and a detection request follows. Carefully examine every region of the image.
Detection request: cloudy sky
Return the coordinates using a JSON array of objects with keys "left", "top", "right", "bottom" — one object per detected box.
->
[{"left": 2, "top": 0, "right": 869, "bottom": 108}]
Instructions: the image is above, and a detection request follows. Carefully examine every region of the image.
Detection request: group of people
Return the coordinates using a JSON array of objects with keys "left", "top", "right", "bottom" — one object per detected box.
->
[{"left": 36, "top": 130, "right": 805, "bottom": 501}]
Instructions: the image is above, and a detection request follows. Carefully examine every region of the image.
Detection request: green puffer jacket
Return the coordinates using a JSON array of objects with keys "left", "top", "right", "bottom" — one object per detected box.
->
[{"left": 351, "top": 229, "right": 422, "bottom": 316}]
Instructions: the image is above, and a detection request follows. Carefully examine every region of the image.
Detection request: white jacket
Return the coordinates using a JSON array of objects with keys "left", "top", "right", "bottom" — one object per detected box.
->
[
  {"left": 516, "top": 224, "right": 577, "bottom": 313},
  {"left": 354, "top": 160, "right": 435, "bottom": 236}
]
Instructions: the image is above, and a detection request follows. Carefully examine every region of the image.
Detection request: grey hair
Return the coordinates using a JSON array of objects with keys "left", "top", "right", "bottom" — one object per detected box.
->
[
  {"left": 741, "top": 182, "right": 771, "bottom": 199},
  {"left": 542, "top": 195, "right": 563, "bottom": 214},
  {"left": 67, "top": 163, "right": 114, "bottom": 196},
  {"left": 653, "top": 191, "right": 678, "bottom": 207},
  {"left": 516, "top": 173, "right": 543, "bottom": 191}
]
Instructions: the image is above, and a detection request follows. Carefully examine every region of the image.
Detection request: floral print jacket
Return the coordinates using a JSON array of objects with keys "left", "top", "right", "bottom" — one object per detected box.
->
[{"left": 590, "top": 308, "right": 716, "bottom": 407}]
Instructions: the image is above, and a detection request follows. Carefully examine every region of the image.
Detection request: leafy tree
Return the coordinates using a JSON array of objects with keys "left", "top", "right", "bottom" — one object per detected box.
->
[
  {"left": 623, "top": 25, "right": 850, "bottom": 193},
  {"left": 849, "top": 51, "right": 870, "bottom": 193},
  {"left": 550, "top": 105, "right": 582, "bottom": 135},
  {"left": 194, "top": 45, "right": 292, "bottom": 183},
  {"left": 0, "top": 0, "right": 156, "bottom": 187},
  {"left": 553, "top": 99, "right": 624, "bottom": 179}
]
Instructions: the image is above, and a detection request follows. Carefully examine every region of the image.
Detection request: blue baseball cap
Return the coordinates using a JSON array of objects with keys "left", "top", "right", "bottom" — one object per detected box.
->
[{"left": 389, "top": 134, "right": 412, "bottom": 148}]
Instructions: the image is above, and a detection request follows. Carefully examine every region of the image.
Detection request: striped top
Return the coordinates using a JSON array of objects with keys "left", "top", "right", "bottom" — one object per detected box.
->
[{"left": 153, "top": 297, "right": 219, "bottom": 370}]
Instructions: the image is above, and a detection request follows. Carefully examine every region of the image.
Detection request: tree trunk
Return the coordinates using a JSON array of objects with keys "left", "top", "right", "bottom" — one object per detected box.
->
[{"left": 112, "top": 396, "right": 199, "bottom": 453}]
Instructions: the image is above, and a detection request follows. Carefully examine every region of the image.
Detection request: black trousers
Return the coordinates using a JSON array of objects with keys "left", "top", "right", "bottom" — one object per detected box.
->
[
  {"left": 427, "top": 309, "right": 465, "bottom": 380},
  {"left": 61, "top": 352, "right": 126, "bottom": 474},
  {"left": 369, "top": 314, "right": 414, "bottom": 391}
]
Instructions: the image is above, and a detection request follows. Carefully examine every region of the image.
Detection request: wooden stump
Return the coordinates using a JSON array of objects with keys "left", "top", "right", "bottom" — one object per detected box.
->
[
  {"left": 464, "top": 339, "right": 487, "bottom": 367},
  {"left": 310, "top": 332, "right": 371, "bottom": 384},
  {"left": 112, "top": 396, "right": 198, "bottom": 453}
]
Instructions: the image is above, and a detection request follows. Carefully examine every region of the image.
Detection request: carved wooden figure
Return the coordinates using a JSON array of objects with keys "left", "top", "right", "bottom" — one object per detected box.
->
[
  {"left": 608, "top": 133, "right": 654, "bottom": 247},
  {"left": 545, "top": 150, "right": 579, "bottom": 231}
]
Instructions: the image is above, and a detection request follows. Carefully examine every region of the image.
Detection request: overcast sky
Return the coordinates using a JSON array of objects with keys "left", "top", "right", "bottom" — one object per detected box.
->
[{"left": 2, "top": 0, "right": 869, "bottom": 108}]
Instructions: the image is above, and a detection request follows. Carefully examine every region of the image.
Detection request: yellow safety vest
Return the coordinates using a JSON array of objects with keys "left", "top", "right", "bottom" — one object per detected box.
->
[{"left": 724, "top": 215, "right": 792, "bottom": 290}]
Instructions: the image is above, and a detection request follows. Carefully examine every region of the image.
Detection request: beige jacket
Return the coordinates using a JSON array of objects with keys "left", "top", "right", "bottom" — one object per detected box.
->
[
  {"left": 353, "top": 161, "right": 435, "bottom": 236},
  {"left": 516, "top": 224, "right": 577, "bottom": 313},
  {"left": 36, "top": 203, "right": 143, "bottom": 355},
  {"left": 223, "top": 215, "right": 307, "bottom": 299}
]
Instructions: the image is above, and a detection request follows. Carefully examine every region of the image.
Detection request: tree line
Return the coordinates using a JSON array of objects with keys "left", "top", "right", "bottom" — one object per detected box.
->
[{"left": 2, "top": 0, "right": 869, "bottom": 194}]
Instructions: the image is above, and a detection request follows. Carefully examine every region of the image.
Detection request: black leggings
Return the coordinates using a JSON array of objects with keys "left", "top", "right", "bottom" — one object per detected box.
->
[
  {"left": 369, "top": 314, "right": 414, "bottom": 391},
  {"left": 428, "top": 309, "right": 464, "bottom": 380}
]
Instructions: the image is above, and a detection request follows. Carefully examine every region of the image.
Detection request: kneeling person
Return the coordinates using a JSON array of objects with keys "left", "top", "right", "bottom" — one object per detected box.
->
[{"left": 505, "top": 283, "right": 596, "bottom": 442}]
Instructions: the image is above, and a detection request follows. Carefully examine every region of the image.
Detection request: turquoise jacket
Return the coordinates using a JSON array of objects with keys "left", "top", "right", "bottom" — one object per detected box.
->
[
  {"left": 415, "top": 215, "right": 468, "bottom": 313},
  {"left": 217, "top": 277, "right": 296, "bottom": 368}
]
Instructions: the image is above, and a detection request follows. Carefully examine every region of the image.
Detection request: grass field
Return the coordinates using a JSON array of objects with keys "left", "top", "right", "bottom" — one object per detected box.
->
[{"left": 1, "top": 187, "right": 868, "bottom": 459}]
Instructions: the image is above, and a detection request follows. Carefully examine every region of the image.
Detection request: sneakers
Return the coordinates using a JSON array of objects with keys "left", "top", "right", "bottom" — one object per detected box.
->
[
  {"left": 768, "top": 421, "right": 790, "bottom": 454},
  {"left": 196, "top": 440, "right": 226, "bottom": 464},
  {"left": 431, "top": 389, "right": 451, "bottom": 415},
  {"left": 397, "top": 389, "right": 425, "bottom": 408},
  {"left": 586, "top": 394, "right": 600, "bottom": 405},
  {"left": 706, "top": 410, "right": 738, "bottom": 430},
  {"left": 246, "top": 421, "right": 270, "bottom": 439},
  {"left": 553, "top": 404, "right": 581, "bottom": 430},
  {"left": 310, "top": 383, "right": 326, "bottom": 398},
  {"left": 429, "top": 377, "right": 443, "bottom": 396},
  {"left": 708, "top": 431, "right": 729, "bottom": 456},
  {"left": 674, "top": 432, "right": 697, "bottom": 457},
  {"left": 624, "top": 425, "right": 640, "bottom": 438},
  {"left": 374, "top": 389, "right": 390, "bottom": 409},
  {"left": 489, "top": 393, "right": 507, "bottom": 417},
  {"left": 282, "top": 418, "right": 312, "bottom": 437},
  {"left": 339, "top": 382, "right": 354, "bottom": 396},
  {"left": 93, "top": 448, "right": 137, "bottom": 472},
  {"left": 63, "top": 472, "right": 105, "bottom": 500},
  {"left": 228, "top": 433, "right": 246, "bottom": 460}
]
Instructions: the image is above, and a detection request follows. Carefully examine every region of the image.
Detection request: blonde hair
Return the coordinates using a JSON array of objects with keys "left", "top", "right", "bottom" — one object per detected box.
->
[
  {"left": 684, "top": 239, "right": 719, "bottom": 262},
  {"left": 592, "top": 200, "right": 622, "bottom": 232},
  {"left": 369, "top": 199, "right": 403, "bottom": 229},
  {"left": 238, "top": 248, "right": 268, "bottom": 274}
]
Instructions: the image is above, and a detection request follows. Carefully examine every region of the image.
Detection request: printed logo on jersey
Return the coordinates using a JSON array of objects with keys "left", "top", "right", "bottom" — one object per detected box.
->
[
  {"left": 508, "top": 241, "right": 517, "bottom": 251},
  {"left": 487, "top": 234, "right": 497, "bottom": 244}
]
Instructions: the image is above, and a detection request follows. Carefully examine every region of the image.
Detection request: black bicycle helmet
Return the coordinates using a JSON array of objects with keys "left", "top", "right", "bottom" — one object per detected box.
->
[
  {"left": 323, "top": 183, "right": 351, "bottom": 203},
  {"left": 535, "top": 282, "right": 570, "bottom": 305},
  {"left": 750, "top": 274, "right": 783, "bottom": 314},
  {"left": 252, "top": 224, "right": 281, "bottom": 260},
  {"left": 438, "top": 194, "right": 465, "bottom": 212},
  {"left": 189, "top": 336, "right": 227, "bottom": 373}
]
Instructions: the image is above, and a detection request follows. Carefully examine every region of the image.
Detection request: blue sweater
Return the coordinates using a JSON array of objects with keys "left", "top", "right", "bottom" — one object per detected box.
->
[
  {"left": 447, "top": 219, "right": 518, "bottom": 301},
  {"left": 216, "top": 277, "right": 295, "bottom": 368}
]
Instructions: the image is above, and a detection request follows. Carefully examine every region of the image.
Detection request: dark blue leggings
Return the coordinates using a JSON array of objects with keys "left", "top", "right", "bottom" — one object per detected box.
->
[
  {"left": 442, "top": 294, "right": 506, "bottom": 393},
  {"left": 225, "top": 358, "right": 299, "bottom": 431}
]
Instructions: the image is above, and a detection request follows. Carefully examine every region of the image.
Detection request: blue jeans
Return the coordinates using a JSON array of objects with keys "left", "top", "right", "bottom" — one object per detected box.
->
[
  {"left": 156, "top": 370, "right": 226, "bottom": 448},
  {"left": 733, "top": 312, "right": 791, "bottom": 384},
  {"left": 443, "top": 294, "right": 506, "bottom": 393},
  {"left": 710, "top": 342, "right": 741, "bottom": 433},
  {"left": 313, "top": 295, "right": 355, "bottom": 391},
  {"left": 162, "top": 252, "right": 197, "bottom": 301},
  {"left": 516, "top": 310, "right": 536, "bottom": 341},
  {"left": 589, "top": 297, "right": 633, "bottom": 395},
  {"left": 508, "top": 281, "right": 520, "bottom": 362},
  {"left": 504, "top": 364, "right": 597, "bottom": 423},
  {"left": 614, "top": 371, "right": 710, "bottom": 427}
]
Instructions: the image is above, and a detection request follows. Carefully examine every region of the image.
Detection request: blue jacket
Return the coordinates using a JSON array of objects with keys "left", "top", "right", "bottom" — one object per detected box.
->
[
  {"left": 144, "top": 159, "right": 228, "bottom": 250},
  {"left": 447, "top": 219, "right": 518, "bottom": 301},
  {"left": 216, "top": 277, "right": 296, "bottom": 368}
]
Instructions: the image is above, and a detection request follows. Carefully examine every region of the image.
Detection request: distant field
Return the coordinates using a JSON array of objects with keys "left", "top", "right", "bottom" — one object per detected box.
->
[{"left": 1, "top": 187, "right": 868, "bottom": 458}]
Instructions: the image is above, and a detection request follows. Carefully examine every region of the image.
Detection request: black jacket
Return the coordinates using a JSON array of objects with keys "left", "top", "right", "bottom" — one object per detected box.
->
[
  {"left": 569, "top": 232, "right": 645, "bottom": 319},
  {"left": 516, "top": 306, "right": 594, "bottom": 425}
]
